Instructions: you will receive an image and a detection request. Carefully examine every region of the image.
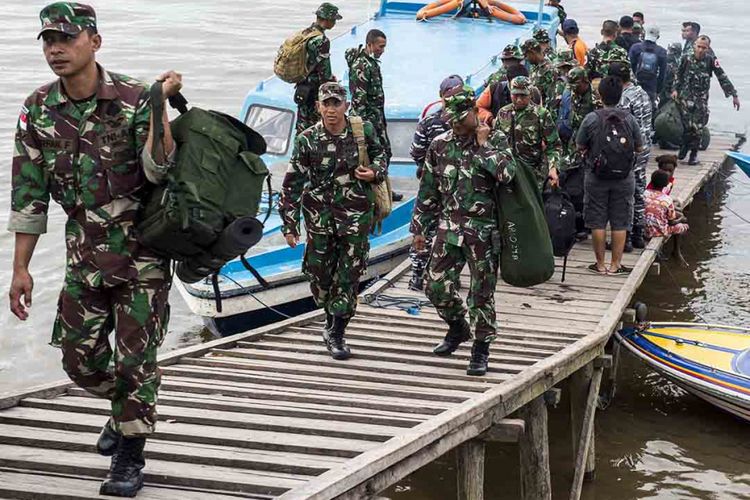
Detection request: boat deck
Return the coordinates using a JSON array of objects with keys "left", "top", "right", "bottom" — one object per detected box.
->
[{"left": 0, "top": 136, "right": 737, "bottom": 499}]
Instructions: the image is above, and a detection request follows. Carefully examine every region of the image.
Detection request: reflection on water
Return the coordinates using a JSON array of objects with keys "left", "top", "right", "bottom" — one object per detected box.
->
[{"left": 0, "top": 1, "right": 748, "bottom": 498}]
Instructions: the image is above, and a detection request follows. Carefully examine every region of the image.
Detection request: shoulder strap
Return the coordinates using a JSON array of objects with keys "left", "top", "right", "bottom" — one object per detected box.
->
[
  {"left": 348, "top": 116, "right": 370, "bottom": 167},
  {"left": 150, "top": 82, "right": 165, "bottom": 162}
]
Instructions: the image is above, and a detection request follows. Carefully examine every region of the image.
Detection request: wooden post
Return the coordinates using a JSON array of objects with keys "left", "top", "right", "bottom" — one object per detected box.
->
[
  {"left": 569, "top": 363, "right": 596, "bottom": 481},
  {"left": 457, "top": 439, "right": 485, "bottom": 500},
  {"left": 518, "top": 395, "right": 551, "bottom": 500},
  {"left": 569, "top": 363, "right": 605, "bottom": 500}
]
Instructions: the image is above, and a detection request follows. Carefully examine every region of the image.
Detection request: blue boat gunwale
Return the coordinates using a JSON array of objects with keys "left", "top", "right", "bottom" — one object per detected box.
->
[{"left": 618, "top": 326, "right": 750, "bottom": 391}]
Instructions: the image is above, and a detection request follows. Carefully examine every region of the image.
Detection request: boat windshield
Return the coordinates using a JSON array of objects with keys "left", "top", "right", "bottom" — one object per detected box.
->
[
  {"left": 245, "top": 105, "right": 295, "bottom": 155},
  {"left": 387, "top": 119, "right": 418, "bottom": 163}
]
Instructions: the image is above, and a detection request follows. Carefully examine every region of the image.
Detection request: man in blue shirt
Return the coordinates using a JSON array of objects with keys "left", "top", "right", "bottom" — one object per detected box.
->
[{"left": 629, "top": 25, "right": 667, "bottom": 108}]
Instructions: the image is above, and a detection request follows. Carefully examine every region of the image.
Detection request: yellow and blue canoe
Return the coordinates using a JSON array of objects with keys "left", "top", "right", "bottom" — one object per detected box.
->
[{"left": 616, "top": 322, "right": 750, "bottom": 422}]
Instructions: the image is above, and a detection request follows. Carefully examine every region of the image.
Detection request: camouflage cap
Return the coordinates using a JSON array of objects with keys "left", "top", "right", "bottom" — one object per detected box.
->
[
  {"left": 567, "top": 67, "right": 588, "bottom": 84},
  {"left": 500, "top": 44, "right": 524, "bottom": 60},
  {"left": 633, "top": 22, "right": 643, "bottom": 33},
  {"left": 510, "top": 76, "right": 531, "bottom": 96},
  {"left": 38, "top": 2, "right": 96, "bottom": 40},
  {"left": 555, "top": 48, "right": 577, "bottom": 68},
  {"left": 667, "top": 42, "right": 682, "bottom": 56},
  {"left": 601, "top": 50, "right": 630, "bottom": 66},
  {"left": 532, "top": 28, "right": 551, "bottom": 44},
  {"left": 316, "top": 2, "right": 342, "bottom": 21},
  {"left": 319, "top": 81, "right": 347, "bottom": 102},
  {"left": 521, "top": 38, "right": 541, "bottom": 54},
  {"left": 443, "top": 85, "right": 476, "bottom": 124}
]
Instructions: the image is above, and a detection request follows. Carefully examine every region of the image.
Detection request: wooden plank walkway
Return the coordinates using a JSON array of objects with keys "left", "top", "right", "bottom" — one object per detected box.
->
[{"left": 0, "top": 135, "right": 737, "bottom": 499}]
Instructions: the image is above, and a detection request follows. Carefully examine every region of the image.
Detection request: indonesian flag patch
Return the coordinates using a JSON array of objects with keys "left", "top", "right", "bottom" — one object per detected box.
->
[{"left": 18, "top": 105, "right": 28, "bottom": 131}]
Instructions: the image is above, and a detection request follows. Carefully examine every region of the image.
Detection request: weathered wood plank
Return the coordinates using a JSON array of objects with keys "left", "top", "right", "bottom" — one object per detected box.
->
[
  {"left": 0, "top": 468, "right": 255, "bottom": 500},
  {"left": 569, "top": 366, "right": 605, "bottom": 500},
  {"left": 0, "top": 444, "right": 307, "bottom": 495},
  {"left": 518, "top": 396, "right": 551, "bottom": 500},
  {"left": 457, "top": 440, "right": 485, "bottom": 500},
  {"left": 20, "top": 397, "right": 402, "bottom": 443},
  {"left": 0, "top": 423, "right": 340, "bottom": 474},
  {"left": 0, "top": 407, "right": 375, "bottom": 458}
]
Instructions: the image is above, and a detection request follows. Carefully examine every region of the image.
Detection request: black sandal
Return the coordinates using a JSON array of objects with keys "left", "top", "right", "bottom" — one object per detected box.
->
[
  {"left": 609, "top": 265, "right": 632, "bottom": 275},
  {"left": 587, "top": 263, "right": 607, "bottom": 275}
]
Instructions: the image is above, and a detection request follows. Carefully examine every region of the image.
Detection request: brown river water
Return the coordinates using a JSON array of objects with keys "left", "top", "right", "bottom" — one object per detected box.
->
[{"left": 0, "top": 1, "right": 748, "bottom": 498}]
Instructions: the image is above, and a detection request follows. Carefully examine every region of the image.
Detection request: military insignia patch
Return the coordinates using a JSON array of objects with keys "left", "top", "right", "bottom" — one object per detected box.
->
[
  {"left": 18, "top": 105, "right": 28, "bottom": 131},
  {"left": 715, "top": 58, "right": 721, "bottom": 68}
]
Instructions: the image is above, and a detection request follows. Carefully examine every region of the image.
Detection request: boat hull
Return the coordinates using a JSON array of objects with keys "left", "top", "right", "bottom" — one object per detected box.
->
[
  {"left": 727, "top": 151, "right": 750, "bottom": 178},
  {"left": 616, "top": 322, "right": 750, "bottom": 423}
]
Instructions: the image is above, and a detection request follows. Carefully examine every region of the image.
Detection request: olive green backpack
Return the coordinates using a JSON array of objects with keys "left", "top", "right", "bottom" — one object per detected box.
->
[
  {"left": 136, "top": 83, "right": 271, "bottom": 294},
  {"left": 274, "top": 27, "right": 323, "bottom": 84}
]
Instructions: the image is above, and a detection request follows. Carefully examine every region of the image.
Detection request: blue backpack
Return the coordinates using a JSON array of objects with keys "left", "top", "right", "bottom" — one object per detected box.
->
[
  {"left": 637, "top": 47, "right": 659, "bottom": 81},
  {"left": 557, "top": 89, "right": 574, "bottom": 143}
]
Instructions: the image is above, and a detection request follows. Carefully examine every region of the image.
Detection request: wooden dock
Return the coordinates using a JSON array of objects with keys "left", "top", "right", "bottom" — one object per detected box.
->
[{"left": 0, "top": 135, "right": 739, "bottom": 499}]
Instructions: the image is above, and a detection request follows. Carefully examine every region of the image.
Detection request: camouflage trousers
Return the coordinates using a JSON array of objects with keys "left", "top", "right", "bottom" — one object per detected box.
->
[
  {"left": 296, "top": 101, "right": 321, "bottom": 135},
  {"left": 52, "top": 263, "right": 171, "bottom": 436},
  {"left": 303, "top": 231, "right": 369, "bottom": 319},
  {"left": 678, "top": 98, "right": 709, "bottom": 150},
  {"left": 632, "top": 149, "right": 650, "bottom": 231},
  {"left": 408, "top": 231, "right": 434, "bottom": 283},
  {"left": 425, "top": 234, "right": 498, "bottom": 342}
]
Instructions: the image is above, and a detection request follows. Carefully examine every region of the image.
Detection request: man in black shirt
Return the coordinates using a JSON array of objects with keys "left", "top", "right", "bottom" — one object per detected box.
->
[{"left": 616, "top": 16, "right": 640, "bottom": 52}]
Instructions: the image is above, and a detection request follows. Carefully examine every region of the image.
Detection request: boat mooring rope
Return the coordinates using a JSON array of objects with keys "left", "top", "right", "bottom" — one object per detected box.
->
[{"left": 219, "top": 273, "right": 292, "bottom": 319}]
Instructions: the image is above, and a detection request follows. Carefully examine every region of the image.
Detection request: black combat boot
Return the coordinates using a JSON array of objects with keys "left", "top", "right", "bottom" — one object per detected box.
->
[
  {"left": 688, "top": 149, "right": 699, "bottom": 165},
  {"left": 631, "top": 227, "right": 646, "bottom": 249},
  {"left": 96, "top": 420, "right": 121, "bottom": 457},
  {"left": 408, "top": 274, "right": 424, "bottom": 291},
  {"left": 324, "top": 312, "right": 334, "bottom": 334},
  {"left": 433, "top": 318, "right": 471, "bottom": 356},
  {"left": 323, "top": 316, "right": 352, "bottom": 360},
  {"left": 678, "top": 143, "right": 689, "bottom": 160},
  {"left": 99, "top": 436, "right": 146, "bottom": 497},
  {"left": 624, "top": 233, "right": 633, "bottom": 253},
  {"left": 467, "top": 340, "right": 490, "bottom": 376}
]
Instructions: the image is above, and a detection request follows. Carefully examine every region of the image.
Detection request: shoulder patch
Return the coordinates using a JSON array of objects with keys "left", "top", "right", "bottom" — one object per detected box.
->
[
  {"left": 18, "top": 105, "right": 29, "bottom": 131},
  {"left": 714, "top": 58, "right": 721, "bottom": 68}
]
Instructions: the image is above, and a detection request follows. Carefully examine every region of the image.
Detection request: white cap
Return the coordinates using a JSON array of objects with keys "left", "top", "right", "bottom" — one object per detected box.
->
[{"left": 645, "top": 26, "right": 660, "bottom": 42}]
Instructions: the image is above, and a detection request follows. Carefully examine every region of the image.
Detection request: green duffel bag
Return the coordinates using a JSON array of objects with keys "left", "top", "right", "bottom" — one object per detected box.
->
[
  {"left": 136, "top": 83, "right": 270, "bottom": 283},
  {"left": 495, "top": 161, "right": 555, "bottom": 287},
  {"left": 654, "top": 99, "right": 684, "bottom": 146},
  {"left": 700, "top": 127, "right": 711, "bottom": 151}
]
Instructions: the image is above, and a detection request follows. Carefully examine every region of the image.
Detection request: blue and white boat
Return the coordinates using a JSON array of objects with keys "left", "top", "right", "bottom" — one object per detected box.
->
[
  {"left": 176, "top": 0, "right": 560, "bottom": 335},
  {"left": 728, "top": 151, "right": 750, "bottom": 178}
]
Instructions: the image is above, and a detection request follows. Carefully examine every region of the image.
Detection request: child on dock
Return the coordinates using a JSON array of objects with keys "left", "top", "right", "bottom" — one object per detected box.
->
[
  {"left": 644, "top": 170, "right": 689, "bottom": 264},
  {"left": 647, "top": 154, "right": 678, "bottom": 194}
]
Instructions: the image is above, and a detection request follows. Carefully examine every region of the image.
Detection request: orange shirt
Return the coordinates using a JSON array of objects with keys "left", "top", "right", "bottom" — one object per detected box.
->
[{"left": 569, "top": 37, "right": 588, "bottom": 66}]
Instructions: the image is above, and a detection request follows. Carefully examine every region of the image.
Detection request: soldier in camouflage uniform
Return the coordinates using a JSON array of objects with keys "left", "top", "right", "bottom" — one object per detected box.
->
[
  {"left": 410, "top": 86, "right": 516, "bottom": 376},
  {"left": 660, "top": 42, "right": 683, "bottom": 108},
  {"left": 7, "top": 3, "right": 181, "bottom": 496},
  {"left": 586, "top": 20, "right": 630, "bottom": 81},
  {"left": 484, "top": 44, "right": 524, "bottom": 88},
  {"left": 281, "top": 82, "right": 387, "bottom": 360},
  {"left": 566, "top": 68, "right": 602, "bottom": 163},
  {"left": 346, "top": 29, "right": 391, "bottom": 160},
  {"left": 523, "top": 38, "right": 556, "bottom": 106},
  {"left": 547, "top": 0, "right": 566, "bottom": 28},
  {"left": 294, "top": 2, "right": 341, "bottom": 135},
  {"left": 493, "top": 76, "right": 562, "bottom": 189},
  {"left": 407, "top": 75, "right": 464, "bottom": 291},
  {"left": 671, "top": 35, "right": 740, "bottom": 165},
  {"left": 532, "top": 28, "right": 554, "bottom": 61},
  {"left": 548, "top": 48, "right": 578, "bottom": 116}
]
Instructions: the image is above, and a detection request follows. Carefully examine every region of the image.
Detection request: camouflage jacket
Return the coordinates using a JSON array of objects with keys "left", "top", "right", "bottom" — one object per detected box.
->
[
  {"left": 493, "top": 103, "right": 562, "bottom": 184},
  {"left": 409, "top": 108, "right": 451, "bottom": 177},
  {"left": 485, "top": 66, "right": 508, "bottom": 88},
  {"left": 549, "top": 3, "right": 566, "bottom": 25},
  {"left": 410, "top": 130, "right": 515, "bottom": 246},
  {"left": 345, "top": 46, "right": 386, "bottom": 134},
  {"left": 549, "top": 76, "right": 569, "bottom": 115},
  {"left": 9, "top": 66, "right": 169, "bottom": 288},
  {"left": 619, "top": 84, "right": 653, "bottom": 149},
  {"left": 280, "top": 118, "right": 387, "bottom": 237},
  {"left": 586, "top": 41, "right": 629, "bottom": 79},
  {"left": 570, "top": 86, "right": 602, "bottom": 136},
  {"left": 529, "top": 59, "right": 557, "bottom": 105},
  {"left": 301, "top": 23, "right": 334, "bottom": 91},
  {"left": 673, "top": 52, "right": 737, "bottom": 102}
]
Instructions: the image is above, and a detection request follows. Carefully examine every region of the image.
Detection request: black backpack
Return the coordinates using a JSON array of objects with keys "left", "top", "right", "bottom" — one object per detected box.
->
[
  {"left": 591, "top": 109, "right": 636, "bottom": 180},
  {"left": 544, "top": 188, "right": 577, "bottom": 282},
  {"left": 636, "top": 47, "right": 659, "bottom": 81}
]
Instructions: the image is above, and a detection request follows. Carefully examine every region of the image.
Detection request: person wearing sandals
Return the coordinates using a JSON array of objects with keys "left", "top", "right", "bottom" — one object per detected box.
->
[{"left": 576, "top": 76, "right": 644, "bottom": 275}]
